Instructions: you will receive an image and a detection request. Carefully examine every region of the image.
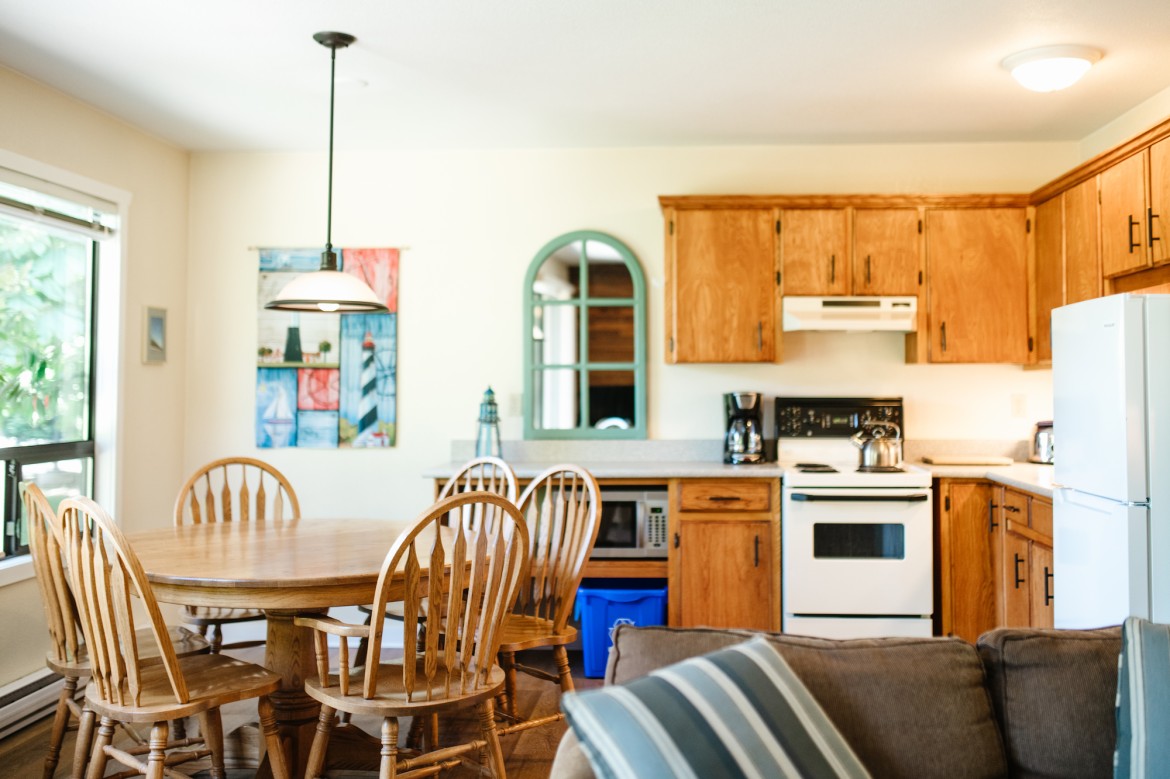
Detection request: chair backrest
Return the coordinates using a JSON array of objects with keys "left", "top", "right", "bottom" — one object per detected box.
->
[
  {"left": 362, "top": 492, "right": 529, "bottom": 700},
  {"left": 59, "top": 497, "right": 187, "bottom": 707},
  {"left": 23, "top": 483, "right": 83, "bottom": 666},
  {"left": 437, "top": 456, "right": 518, "bottom": 503},
  {"left": 514, "top": 465, "right": 601, "bottom": 633},
  {"left": 174, "top": 456, "right": 300, "bottom": 525}
]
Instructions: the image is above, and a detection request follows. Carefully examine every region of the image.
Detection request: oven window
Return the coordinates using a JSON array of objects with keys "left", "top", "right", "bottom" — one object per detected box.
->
[
  {"left": 813, "top": 523, "right": 905, "bottom": 559},
  {"left": 595, "top": 502, "right": 637, "bottom": 548}
]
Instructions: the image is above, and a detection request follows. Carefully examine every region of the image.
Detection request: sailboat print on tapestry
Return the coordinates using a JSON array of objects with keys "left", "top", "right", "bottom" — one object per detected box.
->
[{"left": 256, "top": 247, "right": 399, "bottom": 449}]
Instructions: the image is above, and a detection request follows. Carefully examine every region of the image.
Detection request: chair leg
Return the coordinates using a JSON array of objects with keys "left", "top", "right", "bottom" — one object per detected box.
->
[
  {"left": 303, "top": 703, "right": 336, "bottom": 779},
  {"left": 43, "top": 675, "right": 77, "bottom": 779},
  {"left": 208, "top": 623, "right": 224, "bottom": 653},
  {"left": 478, "top": 700, "right": 507, "bottom": 779},
  {"left": 553, "top": 645, "right": 576, "bottom": 694},
  {"left": 500, "top": 651, "right": 518, "bottom": 718},
  {"left": 171, "top": 716, "right": 187, "bottom": 740},
  {"left": 71, "top": 708, "right": 96, "bottom": 779},
  {"left": 197, "top": 708, "right": 226, "bottom": 779},
  {"left": 145, "top": 722, "right": 168, "bottom": 779},
  {"left": 379, "top": 717, "right": 399, "bottom": 779},
  {"left": 257, "top": 696, "right": 290, "bottom": 779},
  {"left": 84, "top": 716, "right": 115, "bottom": 779}
]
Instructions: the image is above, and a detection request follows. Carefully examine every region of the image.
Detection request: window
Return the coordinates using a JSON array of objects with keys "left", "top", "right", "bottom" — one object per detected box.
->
[
  {"left": 0, "top": 174, "right": 113, "bottom": 559},
  {"left": 523, "top": 231, "right": 647, "bottom": 439}
]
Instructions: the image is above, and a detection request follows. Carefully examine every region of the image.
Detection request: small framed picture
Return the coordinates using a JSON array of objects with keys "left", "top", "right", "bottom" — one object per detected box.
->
[{"left": 143, "top": 307, "right": 167, "bottom": 364}]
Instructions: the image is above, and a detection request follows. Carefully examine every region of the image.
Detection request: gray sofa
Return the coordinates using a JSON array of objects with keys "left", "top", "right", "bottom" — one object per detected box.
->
[{"left": 551, "top": 624, "right": 1122, "bottom": 779}]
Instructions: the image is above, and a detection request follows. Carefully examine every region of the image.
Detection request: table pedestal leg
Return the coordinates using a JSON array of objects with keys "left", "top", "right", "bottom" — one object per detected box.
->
[{"left": 256, "top": 609, "right": 322, "bottom": 779}]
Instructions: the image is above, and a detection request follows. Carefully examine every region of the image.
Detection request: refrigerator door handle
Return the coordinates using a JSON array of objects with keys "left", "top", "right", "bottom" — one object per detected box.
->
[{"left": 1052, "top": 485, "right": 1149, "bottom": 509}]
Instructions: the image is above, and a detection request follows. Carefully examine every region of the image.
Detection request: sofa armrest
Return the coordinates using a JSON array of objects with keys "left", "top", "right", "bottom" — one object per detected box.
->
[{"left": 605, "top": 624, "right": 757, "bottom": 684}]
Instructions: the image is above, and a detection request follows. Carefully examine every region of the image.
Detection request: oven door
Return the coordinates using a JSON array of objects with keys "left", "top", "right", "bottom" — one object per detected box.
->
[{"left": 782, "top": 486, "right": 933, "bottom": 616}]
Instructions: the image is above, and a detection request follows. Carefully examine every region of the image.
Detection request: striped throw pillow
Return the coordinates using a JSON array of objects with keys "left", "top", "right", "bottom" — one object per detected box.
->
[
  {"left": 1115, "top": 616, "right": 1170, "bottom": 777},
  {"left": 562, "top": 636, "right": 871, "bottom": 779}
]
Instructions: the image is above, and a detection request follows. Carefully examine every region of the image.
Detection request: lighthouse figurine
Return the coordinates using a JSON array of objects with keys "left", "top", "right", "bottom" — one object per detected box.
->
[{"left": 475, "top": 387, "right": 502, "bottom": 458}]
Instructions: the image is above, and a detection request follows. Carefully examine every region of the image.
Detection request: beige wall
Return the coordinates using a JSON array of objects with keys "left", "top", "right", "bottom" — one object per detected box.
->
[
  {"left": 0, "top": 67, "right": 189, "bottom": 685},
  {"left": 185, "top": 142, "right": 1077, "bottom": 523}
]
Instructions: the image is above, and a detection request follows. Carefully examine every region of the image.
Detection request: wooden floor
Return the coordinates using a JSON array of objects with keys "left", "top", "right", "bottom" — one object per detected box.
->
[{"left": 0, "top": 648, "right": 602, "bottom": 778}]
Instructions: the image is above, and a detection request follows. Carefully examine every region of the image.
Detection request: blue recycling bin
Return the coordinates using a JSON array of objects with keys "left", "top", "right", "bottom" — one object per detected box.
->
[{"left": 573, "top": 579, "right": 668, "bottom": 678}]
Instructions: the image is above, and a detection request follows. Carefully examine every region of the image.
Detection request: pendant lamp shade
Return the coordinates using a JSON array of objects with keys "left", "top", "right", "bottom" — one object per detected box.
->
[{"left": 265, "top": 32, "right": 389, "bottom": 314}]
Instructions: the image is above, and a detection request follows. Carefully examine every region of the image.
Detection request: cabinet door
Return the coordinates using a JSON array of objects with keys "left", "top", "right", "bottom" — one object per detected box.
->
[
  {"left": 1002, "top": 530, "right": 1032, "bottom": 627},
  {"left": 940, "top": 481, "right": 997, "bottom": 643},
  {"left": 853, "top": 208, "right": 921, "bottom": 295},
  {"left": 781, "top": 209, "right": 850, "bottom": 296},
  {"left": 678, "top": 518, "right": 774, "bottom": 630},
  {"left": 926, "top": 209, "right": 1029, "bottom": 363},
  {"left": 1150, "top": 136, "right": 1170, "bottom": 266},
  {"left": 668, "top": 208, "right": 777, "bottom": 363},
  {"left": 1100, "top": 152, "right": 1149, "bottom": 277},
  {"left": 1033, "top": 196, "right": 1064, "bottom": 363},
  {"left": 1030, "top": 542, "right": 1055, "bottom": 628},
  {"left": 1064, "top": 177, "right": 1101, "bottom": 304}
]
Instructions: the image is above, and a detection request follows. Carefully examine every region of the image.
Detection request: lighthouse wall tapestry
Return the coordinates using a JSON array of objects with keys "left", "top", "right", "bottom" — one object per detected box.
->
[{"left": 256, "top": 247, "right": 399, "bottom": 449}]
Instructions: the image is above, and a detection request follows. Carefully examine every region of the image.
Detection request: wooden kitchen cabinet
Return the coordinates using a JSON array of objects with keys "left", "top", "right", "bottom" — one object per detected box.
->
[
  {"left": 669, "top": 478, "right": 779, "bottom": 630},
  {"left": 925, "top": 208, "right": 1029, "bottom": 363},
  {"left": 780, "top": 209, "right": 850, "bottom": 296},
  {"left": 935, "top": 479, "right": 998, "bottom": 643},
  {"left": 1099, "top": 145, "right": 1170, "bottom": 277},
  {"left": 782, "top": 207, "right": 920, "bottom": 296},
  {"left": 996, "top": 487, "right": 1055, "bottom": 628},
  {"left": 1033, "top": 196, "right": 1063, "bottom": 363},
  {"left": 1032, "top": 179, "right": 1100, "bottom": 364},
  {"left": 663, "top": 206, "right": 779, "bottom": 363}
]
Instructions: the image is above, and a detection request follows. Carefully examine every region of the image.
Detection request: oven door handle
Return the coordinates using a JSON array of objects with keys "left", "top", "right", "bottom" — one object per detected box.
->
[{"left": 788, "top": 493, "right": 930, "bottom": 502}]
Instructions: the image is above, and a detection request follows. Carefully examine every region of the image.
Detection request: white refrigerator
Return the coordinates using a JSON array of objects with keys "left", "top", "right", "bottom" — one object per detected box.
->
[{"left": 1052, "top": 293, "right": 1170, "bottom": 628}]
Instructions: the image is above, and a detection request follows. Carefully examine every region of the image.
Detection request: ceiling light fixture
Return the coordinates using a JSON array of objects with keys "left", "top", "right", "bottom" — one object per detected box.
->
[
  {"left": 265, "top": 32, "right": 388, "bottom": 314},
  {"left": 1001, "top": 45, "right": 1103, "bottom": 93}
]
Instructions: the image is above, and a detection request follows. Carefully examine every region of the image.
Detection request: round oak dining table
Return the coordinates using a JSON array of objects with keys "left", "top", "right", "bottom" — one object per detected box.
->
[{"left": 128, "top": 517, "right": 447, "bottom": 777}]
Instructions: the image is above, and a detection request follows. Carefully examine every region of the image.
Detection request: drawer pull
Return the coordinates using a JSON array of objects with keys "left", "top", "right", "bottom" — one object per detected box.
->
[
  {"left": 1044, "top": 566, "right": 1054, "bottom": 606},
  {"left": 1014, "top": 554, "right": 1026, "bottom": 588},
  {"left": 754, "top": 535, "right": 760, "bottom": 567},
  {"left": 708, "top": 496, "right": 743, "bottom": 502}
]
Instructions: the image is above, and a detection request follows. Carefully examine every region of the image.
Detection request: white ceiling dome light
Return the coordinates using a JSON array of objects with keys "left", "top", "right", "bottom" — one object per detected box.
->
[{"left": 1002, "top": 45, "right": 1103, "bottom": 93}]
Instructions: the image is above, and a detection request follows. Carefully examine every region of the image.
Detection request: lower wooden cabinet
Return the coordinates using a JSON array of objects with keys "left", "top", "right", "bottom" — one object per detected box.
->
[
  {"left": 669, "top": 479, "right": 780, "bottom": 630},
  {"left": 997, "top": 487, "right": 1055, "bottom": 628}
]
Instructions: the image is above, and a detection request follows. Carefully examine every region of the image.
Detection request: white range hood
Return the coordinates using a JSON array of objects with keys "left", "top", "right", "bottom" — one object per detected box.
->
[{"left": 782, "top": 296, "right": 918, "bottom": 332}]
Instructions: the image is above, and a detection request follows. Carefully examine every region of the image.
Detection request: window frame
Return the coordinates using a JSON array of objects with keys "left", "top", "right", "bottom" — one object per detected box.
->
[{"left": 522, "top": 230, "right": 647, "bottom": 440}]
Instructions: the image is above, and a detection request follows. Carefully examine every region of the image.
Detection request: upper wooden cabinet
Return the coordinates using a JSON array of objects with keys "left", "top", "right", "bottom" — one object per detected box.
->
[
  {"left": 925, "top": 208, "right": 1029, "bottom": 363},
  {"left": 1033, "top": 196, "right": 1063, "bottom": 364},
  {"left": 781, "top": 207, "right": 921, "bottom": 296},
  {"left": 663, "top": 206, "right": 779, "bottom": 363},
  {"left": 780, "top": 209, "right": 850, "bottom": 295},
  {"left": 1100, "top": 151, "right": 1151, "bottom": 277}
]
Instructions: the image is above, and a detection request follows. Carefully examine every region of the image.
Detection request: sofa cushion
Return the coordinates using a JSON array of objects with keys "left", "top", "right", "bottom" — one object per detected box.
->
[
  {"left": 1115, "top": 617, "right": 1170, "bottom": 777},
  {"left": 603, "top": 625, "right": 1007, "bottom": 779},
  {"left": 977, "top": 625, "right": 1121, "bottom": 779},
  {"left": 563, "top": 636, "right": 871, "bottom": 779}
]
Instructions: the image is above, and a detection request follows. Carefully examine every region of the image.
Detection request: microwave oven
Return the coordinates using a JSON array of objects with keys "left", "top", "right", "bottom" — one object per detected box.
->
[{"left": 592, "top": 489, "right": 669, "bottom": 558}]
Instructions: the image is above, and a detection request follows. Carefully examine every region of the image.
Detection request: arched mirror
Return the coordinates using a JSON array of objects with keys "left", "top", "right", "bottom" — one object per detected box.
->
[{"left": 523, "top": 231, "right": 646, "bottom": 439}]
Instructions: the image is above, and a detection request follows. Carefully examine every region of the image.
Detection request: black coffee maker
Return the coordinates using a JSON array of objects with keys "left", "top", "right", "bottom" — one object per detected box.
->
[{"left": 724, "top": 392, "right": 765, "bottom": 464}]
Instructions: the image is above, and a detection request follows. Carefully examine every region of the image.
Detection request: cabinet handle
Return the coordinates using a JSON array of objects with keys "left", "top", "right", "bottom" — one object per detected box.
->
[
  {"left": 866, "top": 255, "right": 872, "bottom": 286},
  {"left": 754, "top": 535, "right": 760, "bottom": 568},
  {"left": 757, "top": 321, "right": 763, "bottom": 352},
  {"left": 708, "top": 496, "right": 742, "bottom": 502},
  {"left": 1014, "top": 553, "right": 1025, "bottom": 589},
  {"left": 830, "top": 254, "right": 836, "bottom": 283},
  {"left": 1129, "top": 215, "right": 1141, "bottom": 253},
  {"left": 940, "top": 322, "right": 948, "bottom": 353},
  {"left": 988, "top": 500, "right": 999, "bottom": 531},
  {"left": 1004, "top": 505, "right": 1021, "bottom": 514},
  {"left": 673, "top": 532, "right": 680, "bottom": 549},
  {"left": 1044, "top": 566, "right": 1054, "bottom": 606},
  {"left": 1150, "top": 208, "right": 1161, "bottom": 249}
]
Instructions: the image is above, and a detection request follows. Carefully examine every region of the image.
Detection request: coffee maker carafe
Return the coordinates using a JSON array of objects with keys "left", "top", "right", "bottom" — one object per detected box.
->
[{"left": 724, "top": 392, "right": 764, "bottom": 464}]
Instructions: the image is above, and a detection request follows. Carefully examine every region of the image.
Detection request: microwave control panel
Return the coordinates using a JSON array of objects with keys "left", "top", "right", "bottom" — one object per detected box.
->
[
  {"left": 776, "top": 397, "right": 903, "bottom": 439},
  {"left": 644, "top": 500, "right": 669, "bottom": 550}
]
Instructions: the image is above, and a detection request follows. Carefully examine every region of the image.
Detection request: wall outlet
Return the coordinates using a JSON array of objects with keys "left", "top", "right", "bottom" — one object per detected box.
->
[{"left": 1011, "top": 393, "right": 1026, "bottom": 417}]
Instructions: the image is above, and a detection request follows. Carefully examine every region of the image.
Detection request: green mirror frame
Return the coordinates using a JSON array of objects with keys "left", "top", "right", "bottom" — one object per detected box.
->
[{"left": 523, "top": 230, "right": 647, "bottom": 440}]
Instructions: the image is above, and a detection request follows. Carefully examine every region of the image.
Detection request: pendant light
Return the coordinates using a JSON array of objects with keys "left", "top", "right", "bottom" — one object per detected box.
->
[{"left": 265, "top": 32, "right": 389, "bottom": 313}]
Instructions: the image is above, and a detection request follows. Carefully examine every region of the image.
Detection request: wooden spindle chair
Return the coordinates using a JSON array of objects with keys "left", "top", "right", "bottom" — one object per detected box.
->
[
  {"left": 173, "top": 456, "right": 300, "bottom": 652},
  {"left": 495, "top": 464, "right": 601, "bottom": 733},
  {"left": 59, "top": 496, "right": 290, "bottom": 779},
  {"left": 24, "top": 483, "right": 209, "bottom": 779},
  {"left": 295, "top": 491, "right": 529, "bottom": 779}
]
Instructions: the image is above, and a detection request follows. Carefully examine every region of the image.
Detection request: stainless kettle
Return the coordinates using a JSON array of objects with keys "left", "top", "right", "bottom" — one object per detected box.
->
[
  {"left": 850, "top": 422, "right": 903, "bottom": 468},
  {"left": 1030, "top": 421, "right": 1054, "bottom": 464}
]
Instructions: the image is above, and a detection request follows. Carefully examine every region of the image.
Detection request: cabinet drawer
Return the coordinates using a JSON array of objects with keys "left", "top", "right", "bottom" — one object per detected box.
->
[
  {"left": 678, "top": 480, "right": 772, "bottom": 512},
  {"left": 1031, "top": 498, "right": 1053, "bottom": 540},
  {"left": 1001, "top": 489, "right": 1028, "bottom": 520}
]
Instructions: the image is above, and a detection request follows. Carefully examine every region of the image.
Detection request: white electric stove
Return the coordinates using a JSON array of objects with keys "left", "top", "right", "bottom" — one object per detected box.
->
[{"left": 777, "top": 397, "right": 934, "bottom": 639}]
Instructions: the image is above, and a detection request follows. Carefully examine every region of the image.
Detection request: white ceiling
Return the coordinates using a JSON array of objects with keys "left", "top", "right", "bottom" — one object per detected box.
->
[{"left": 2, "top": 0, "right": 1170, "bottom": 153}]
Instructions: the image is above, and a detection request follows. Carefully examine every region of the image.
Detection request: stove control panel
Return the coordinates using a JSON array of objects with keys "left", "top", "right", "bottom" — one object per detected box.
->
[{"left": 775, "top": 397, "right": 903, "bottom": 439}]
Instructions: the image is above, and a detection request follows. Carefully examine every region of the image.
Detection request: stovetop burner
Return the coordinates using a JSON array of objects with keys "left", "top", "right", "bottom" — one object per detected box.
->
[
  {"left": 857, "top": 465, "right": 906, "bottom": 474},
  {"left": 796, "top": 463, "right": 839, "bottom": 473}
]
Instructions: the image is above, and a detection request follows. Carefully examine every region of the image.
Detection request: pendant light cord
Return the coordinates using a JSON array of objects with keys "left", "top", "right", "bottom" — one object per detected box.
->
[{"left": 324, "top": 42, "right": 337, "bottom": 266}]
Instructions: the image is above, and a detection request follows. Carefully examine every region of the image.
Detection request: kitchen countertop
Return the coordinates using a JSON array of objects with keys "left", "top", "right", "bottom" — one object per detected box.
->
[{"left": 423, "top": 458, "right": 1056, "bottom": 496}]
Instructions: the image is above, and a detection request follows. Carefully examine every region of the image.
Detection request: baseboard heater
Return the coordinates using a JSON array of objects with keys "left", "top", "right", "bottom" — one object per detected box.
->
[{"left": 0, "top": 669, "right": 75, "bottom": 741}]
